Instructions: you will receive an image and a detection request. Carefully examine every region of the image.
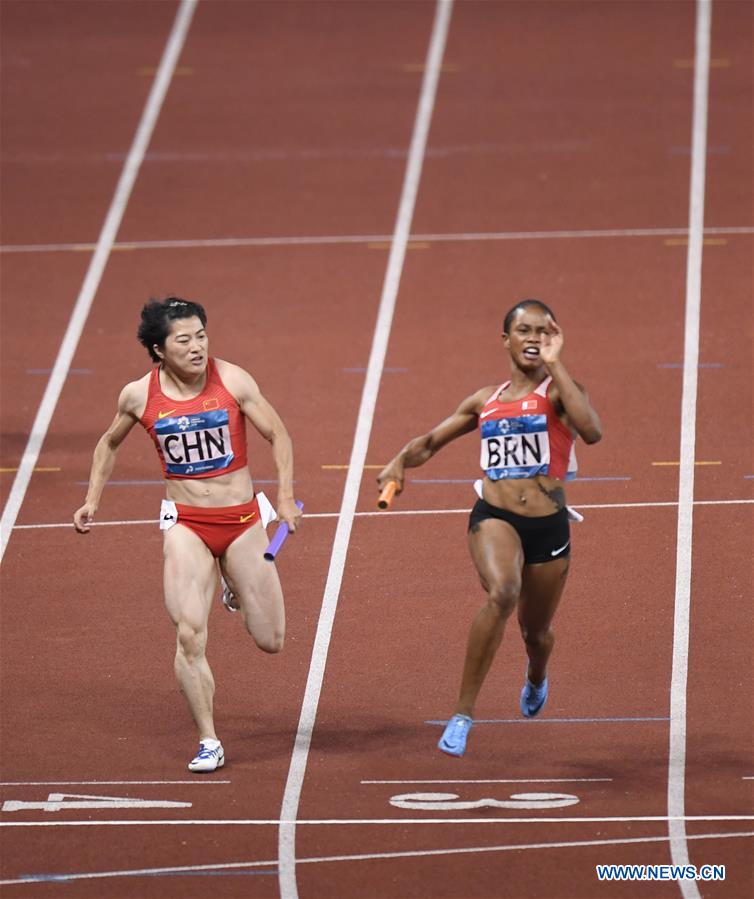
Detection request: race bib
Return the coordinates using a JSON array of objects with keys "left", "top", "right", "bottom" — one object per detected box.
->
[
  {"left": 480, "top": 414, "right": 550, "bottom": 479},
  {"left": 155, "top": 409, "right": 234, "bottom": 476}
]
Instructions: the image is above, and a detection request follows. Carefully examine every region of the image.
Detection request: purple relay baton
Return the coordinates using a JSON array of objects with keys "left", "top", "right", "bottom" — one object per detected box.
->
[{"left": 263, "top": 500, "right": 304, "bottom": 561}]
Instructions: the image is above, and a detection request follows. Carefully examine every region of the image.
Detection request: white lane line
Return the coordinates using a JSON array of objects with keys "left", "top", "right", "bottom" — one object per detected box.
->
[
  {"left": 0, "top": 781, "right": 229, "bottom": 786},
  {"left": 669, "top": 3, "right": 711, "bottom": 897},
  {"left": 1, "top": 225, "right": 751, "bottom": 254},
  {"left": 13, "top": 519, "right": 160, "bottom": 530},
  {"left": 1, "top": 815, "right": 751, "bottom": 828},
  {"left": 0, "top": 0, "right": 198, "bottom": 564},
  {"left": 10, "top": 497, "right": 754, "bottom": 532},
  {"left": 1, "top": 832, "right": 750, "bottom": 887},
  {"left": 668, "top": 0, "right": 712, "bottom": 899},
  {"left": 361, "top": 778, "right": 614, "bottom": 785},
  {"left": 277, "top": 4, "right": 453, "bottom": 897}
]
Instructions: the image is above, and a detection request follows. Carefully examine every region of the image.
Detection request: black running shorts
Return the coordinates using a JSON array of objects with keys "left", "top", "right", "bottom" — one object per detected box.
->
[{"left": 468, "top": 499, "right": 571, "bottom": 565}]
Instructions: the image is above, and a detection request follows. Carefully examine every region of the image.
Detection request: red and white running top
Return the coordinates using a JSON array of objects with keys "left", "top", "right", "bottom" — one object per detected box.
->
[
  {"left": 140, "top": 358, "right": 249, "bottom": 479},
  {"left": 479, "top": 376, "right": 577, "bottom": 481}
]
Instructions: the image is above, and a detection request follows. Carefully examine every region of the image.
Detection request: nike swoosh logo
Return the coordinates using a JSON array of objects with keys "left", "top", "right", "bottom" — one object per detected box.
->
[
  {"left": 158, "top": 409, "right": 177, "bottom": 419},
  {"left": 239, "top": 514, "right": 254, "bottom": 523},
  {"left": 479, "top": 409, "right": 496, "bottom": 419},
  {"left": 550, "top": 541, "right": 570, "bottom": 557}
]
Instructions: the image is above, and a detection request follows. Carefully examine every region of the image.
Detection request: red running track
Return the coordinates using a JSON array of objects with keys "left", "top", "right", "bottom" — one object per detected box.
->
[{"left": 0, "top": 1, "right": 751, "bottom": 898}]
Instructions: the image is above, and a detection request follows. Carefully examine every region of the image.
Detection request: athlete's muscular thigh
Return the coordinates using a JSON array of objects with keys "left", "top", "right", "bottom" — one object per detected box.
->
[
  {"left": 468, "top": 518, "right": 525, "bottom": 609},
  {"left": 220, "top": 521, "right": 285, "bottom": 651},
  {"left": 518, "top": 557, "right": 570, "bottom": 635},
  {"left": 163, "top": 524, "right": 217, "bottom": 628}
]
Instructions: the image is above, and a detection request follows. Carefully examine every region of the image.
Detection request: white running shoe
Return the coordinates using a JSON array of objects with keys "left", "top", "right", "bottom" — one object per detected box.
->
[
  {"left": 188, "top": 739, "right": 225, "bottom": 773},
  {"left": 219, "top": 578, "right": 238, "bottom": 612}
]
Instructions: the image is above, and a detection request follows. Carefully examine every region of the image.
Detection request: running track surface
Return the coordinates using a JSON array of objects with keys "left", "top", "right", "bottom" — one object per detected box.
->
[{"left": 0, "top": 2, "right": 752, "bottom": 898}]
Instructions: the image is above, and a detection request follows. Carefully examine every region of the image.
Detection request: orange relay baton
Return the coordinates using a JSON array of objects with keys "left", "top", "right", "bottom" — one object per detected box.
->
[{"left": 377, "top": 480, "right": 399, "bottom": 510}]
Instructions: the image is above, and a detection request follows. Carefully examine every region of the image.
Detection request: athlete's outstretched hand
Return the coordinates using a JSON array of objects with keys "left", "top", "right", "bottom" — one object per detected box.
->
[
  {"left": 377, "top": 462, "right": 404, "bottom": 496},
  {"left": 73, "top": 502, "right": 97, "bottom": 534},
  {"left": 540, "top": 316, "right": 564, "bottom": 366}
]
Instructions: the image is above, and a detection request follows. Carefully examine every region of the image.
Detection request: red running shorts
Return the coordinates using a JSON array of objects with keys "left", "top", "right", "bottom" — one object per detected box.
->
[{"left": 173, "top": 495, "right": 261, "bottom": 558}]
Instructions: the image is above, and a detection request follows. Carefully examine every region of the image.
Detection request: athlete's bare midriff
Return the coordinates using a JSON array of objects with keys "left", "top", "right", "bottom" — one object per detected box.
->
[
  {"left": 482, "top": 473, "right": 566, "bottom": 517},
  {"left": 164, "top": 466, "right": 255, "bottom": 507}
]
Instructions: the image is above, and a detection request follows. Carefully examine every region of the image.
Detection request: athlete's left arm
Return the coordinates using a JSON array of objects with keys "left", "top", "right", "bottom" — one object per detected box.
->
[
  {"left": 541, "top": 317, "right": 602, "bottom": 444},
  {"left": 221, "top": 361, "right": 301, "bottom": 531}
]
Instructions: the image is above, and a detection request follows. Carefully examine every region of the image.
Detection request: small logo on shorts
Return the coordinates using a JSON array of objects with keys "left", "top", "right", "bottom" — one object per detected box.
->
[
  {"left": 239, "top": 513, "right": 255, "bottom": 523},
  {"left": 550, "top": 540, "right": 570, "bottom": 557}
]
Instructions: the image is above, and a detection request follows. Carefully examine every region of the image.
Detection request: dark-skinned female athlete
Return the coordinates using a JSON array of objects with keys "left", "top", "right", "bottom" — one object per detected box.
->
[{"left": 377, "top": 299, "right": 602, "bottom": 756}]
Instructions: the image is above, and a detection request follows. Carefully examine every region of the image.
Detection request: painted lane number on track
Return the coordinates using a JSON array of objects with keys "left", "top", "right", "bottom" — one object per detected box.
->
[
  {"left": 2, "top": 793, "right": 192, "bottom": 812},
  {"left": 390, "top": 791, "right": 579, "bottom": 811}
]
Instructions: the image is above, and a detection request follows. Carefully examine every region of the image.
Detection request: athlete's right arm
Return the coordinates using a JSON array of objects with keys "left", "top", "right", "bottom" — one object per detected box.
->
[
  {"left": 73, "top": 382, "right": 142, "bottom": 533},
  {"left": 376, "top": 387, "right": 492, "bottom": 495}
]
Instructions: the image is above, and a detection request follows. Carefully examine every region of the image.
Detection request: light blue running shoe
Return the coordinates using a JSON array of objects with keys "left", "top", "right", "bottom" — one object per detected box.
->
[
  {"left": 438, "top": 714, "right": 473, "bottom": 757},
  {"left": 520, "top": 676, "right": 549, "bottom": 718}
]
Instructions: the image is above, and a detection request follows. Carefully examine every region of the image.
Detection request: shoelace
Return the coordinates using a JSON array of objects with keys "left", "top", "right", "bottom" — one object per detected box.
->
[
  {"left": 524, "top": 686, "right": 546, "bottom": 713},
  {"left": 196, "top": 744, "right": 219, "bottom": 759}
]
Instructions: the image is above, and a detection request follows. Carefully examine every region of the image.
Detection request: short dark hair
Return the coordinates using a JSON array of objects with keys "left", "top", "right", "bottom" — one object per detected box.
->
[
  {"left": 503, "top": 298, "right": 556, "bottom": 335},
  {"left": 137, "top": 297, "right": 207, "bottom": 362}
]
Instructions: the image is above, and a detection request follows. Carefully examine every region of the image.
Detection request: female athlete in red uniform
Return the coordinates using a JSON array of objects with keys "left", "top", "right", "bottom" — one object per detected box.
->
[
  {"left": 378, "top": 300, "right": 602, "bottom": 757},
  {"left": 74, "top": 297, "right": 302, "bottom": 772}
]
